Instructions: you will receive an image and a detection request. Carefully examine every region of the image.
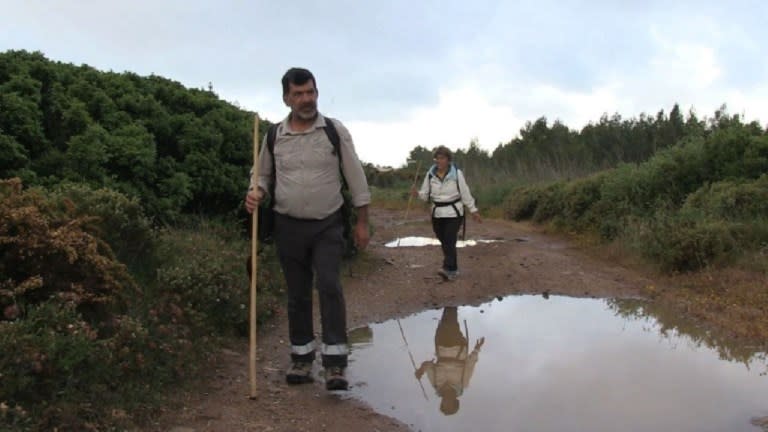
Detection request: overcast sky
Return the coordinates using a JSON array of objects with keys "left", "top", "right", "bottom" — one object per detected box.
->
[{"left": 2, "top": 0, "right": 767, "bottom": 167}]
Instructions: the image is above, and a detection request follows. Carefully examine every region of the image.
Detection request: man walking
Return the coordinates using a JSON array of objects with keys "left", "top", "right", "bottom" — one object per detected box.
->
[{"left": 245, "top": 68, "right": 370, "bottom": 391}]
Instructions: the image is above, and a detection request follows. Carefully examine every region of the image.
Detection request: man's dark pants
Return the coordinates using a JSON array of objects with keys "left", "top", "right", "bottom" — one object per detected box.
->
[{"left": 274, "top": 210, "right": 348, "bottom": 368}]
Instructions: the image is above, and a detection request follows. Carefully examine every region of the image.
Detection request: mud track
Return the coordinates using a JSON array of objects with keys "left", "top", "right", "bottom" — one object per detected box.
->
[{"left": 151, "top": 207, "right": 654, "bottom": 432}]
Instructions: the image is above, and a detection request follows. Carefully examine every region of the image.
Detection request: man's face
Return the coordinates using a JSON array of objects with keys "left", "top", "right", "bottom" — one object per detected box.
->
[{"left": 284, "top": 80, "right": 318, "bottom": 121}]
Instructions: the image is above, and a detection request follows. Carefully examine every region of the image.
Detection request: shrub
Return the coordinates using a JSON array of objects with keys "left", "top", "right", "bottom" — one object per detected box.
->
[
  {"left": 683, "top": 175, "right": 768, "bottom": 221},
  {"left": 559, "top": 171, "right": 609, "bottom": 230},
  {"left": 152, "top": 219, "right": 283, "bottom": 337},
  {"left": 531, "top": 182, "right": 566, "bottom": 223},
  {"left": 638, "top": 137, "right": 709, "bottom": 207},
  {"left": 0, "top": 178, "right": 167, "bottom": 430},
  {"left": 0, "top": 178, "right": 137, "bottom": 325},
  {"left": 633, "top": 209, "right": 738, "bottom": 272},
  {"left": 0, "top": 302, "right": 112, "bottom": 430},
  {"left": 504, "top": 185, "right": 543, "bottom": 221},
  {"left": 703, "top": 125, "right": 767, "bottom": 180},
  {"left": 46, "top": 182, "right": 154, "bottom": 272},
  {"left": 1, "top": 179, "right": 277, "bottom": 430}
]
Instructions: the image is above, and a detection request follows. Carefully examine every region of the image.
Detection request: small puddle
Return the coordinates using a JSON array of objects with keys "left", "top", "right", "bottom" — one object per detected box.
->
[
  {"left": 345, "top": 295, "right": 768, "bottom": 432},
  {"left": 385, "top": 236, "right": 501, "bottom": 248}
]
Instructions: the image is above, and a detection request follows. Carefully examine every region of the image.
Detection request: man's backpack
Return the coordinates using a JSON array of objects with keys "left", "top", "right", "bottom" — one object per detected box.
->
[{"left": 258, "top": 117, "right": 355, "bottom": 253}]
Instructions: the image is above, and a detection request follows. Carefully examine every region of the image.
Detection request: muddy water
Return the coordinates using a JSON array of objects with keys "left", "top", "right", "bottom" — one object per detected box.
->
[{"left": 345, "top": 295, "right": 768, "bottom": 432}]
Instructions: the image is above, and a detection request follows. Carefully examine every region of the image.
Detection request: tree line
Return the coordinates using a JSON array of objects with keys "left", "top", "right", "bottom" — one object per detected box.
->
[{"left": 393, "top": 104, "right": 753, "bottom": 188}]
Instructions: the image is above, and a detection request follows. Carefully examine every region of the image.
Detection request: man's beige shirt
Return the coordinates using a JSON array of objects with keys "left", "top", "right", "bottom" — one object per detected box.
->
[{"left": 252, "top": 113, "right": 370, "bottom": 219}]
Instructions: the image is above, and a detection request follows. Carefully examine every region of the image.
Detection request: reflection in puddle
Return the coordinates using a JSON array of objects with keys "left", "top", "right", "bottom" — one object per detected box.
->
[
  {"left": 385, "top": 236, "right": 500, "bottom": 248},
  {"left": 346, "top": 295, "right": 768, "bottom": 432}
]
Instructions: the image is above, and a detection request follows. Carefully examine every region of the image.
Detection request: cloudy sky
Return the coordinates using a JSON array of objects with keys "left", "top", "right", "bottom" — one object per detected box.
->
[{"left": 2, "top": 0, "right": 767, "bottom": 167}]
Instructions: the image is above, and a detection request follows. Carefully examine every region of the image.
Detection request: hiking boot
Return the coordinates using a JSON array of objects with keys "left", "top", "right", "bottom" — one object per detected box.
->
[
  {"left": 325, "top": 366, "right": 348, "bottom": 391},
  {"left": 285, "top": 361, "right": 313, "bottom": 384},
  {"left": 438, "top": 269, "right": 459, "bottom": 281}
]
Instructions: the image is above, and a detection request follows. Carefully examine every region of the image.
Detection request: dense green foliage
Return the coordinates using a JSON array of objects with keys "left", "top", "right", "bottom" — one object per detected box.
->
[
  {"left": 0, "top": 51, "right": 285, "bottom": 430},
  {"left": 504, "top": 119, "right": 768, "bottom": 271},
  {"left": 0, "top": 50, "right": 268, "bottom": 223}
]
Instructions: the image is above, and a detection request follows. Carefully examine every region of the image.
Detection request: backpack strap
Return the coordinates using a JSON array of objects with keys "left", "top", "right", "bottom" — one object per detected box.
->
[
  {"left": 427, "top": 170, "right": 432, "bottom": 201},
  {"left": 456, "top": 166, "right": 466, "bottom": 240},
  {"left": 323, "top": 117, "right": 341, "bottom": 160},
  {"left": 266, "top": 123, "right": 279, "bottom": 206},
  {"left": 322, "top": 117, "right": 348, "bottom": 188}
]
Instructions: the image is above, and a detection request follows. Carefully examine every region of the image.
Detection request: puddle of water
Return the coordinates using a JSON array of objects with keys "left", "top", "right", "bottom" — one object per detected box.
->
[
  {"left": 385, "top": 236, "right": 500, "bottom": 248},
  {"left": 346, "top": 295, "right": 768, "bottom": 432}
]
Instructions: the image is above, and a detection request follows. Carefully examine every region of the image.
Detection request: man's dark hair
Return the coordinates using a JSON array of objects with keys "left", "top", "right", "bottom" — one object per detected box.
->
[{"left": 282, "top": 67, "right": 316, "bottom": 95}]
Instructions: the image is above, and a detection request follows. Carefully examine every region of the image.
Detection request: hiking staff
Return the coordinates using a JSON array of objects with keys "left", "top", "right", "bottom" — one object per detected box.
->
[
  {"left": 396, "top": 160, "right": 422, "bottom": 247},
  {"left": 397, "top": 318, "right": 429, "bottom": 400},
  {"left": 249, "top": 114, "right": 260, "bottom": 399},
  {"left": 403, "top": 159, "right": 422, "bottom": 223}
]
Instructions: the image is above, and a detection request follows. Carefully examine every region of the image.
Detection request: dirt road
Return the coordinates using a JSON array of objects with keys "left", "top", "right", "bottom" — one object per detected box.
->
[{"left": 149, "top": 208, "right": 654, "bottom": 432}]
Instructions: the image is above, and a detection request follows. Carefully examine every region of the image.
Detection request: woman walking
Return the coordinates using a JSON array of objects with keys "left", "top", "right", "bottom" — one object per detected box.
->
[{"left": 413, "top": 146, "right": 481, "bottom": 281}]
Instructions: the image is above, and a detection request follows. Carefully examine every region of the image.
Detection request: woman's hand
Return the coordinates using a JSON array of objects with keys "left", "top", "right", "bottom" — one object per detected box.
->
[{"left": 471, "top": 212, "right": 482, "bottom": 223}]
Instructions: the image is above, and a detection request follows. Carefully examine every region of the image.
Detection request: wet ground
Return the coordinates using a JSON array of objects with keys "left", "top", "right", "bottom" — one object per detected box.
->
[
  {"left": 345, "top": 295, "right": 768, "bottom": 432},
  {"left": 152, "top": 208, "right": 768, "bottom": 432}
]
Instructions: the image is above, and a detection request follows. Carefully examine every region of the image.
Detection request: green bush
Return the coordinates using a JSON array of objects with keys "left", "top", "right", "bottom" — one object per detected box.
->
[
  {"left": 596, "top": 163, "right": 640, "bottom": 214},
  {"left": 46, "top": 182, "right": 154, "bottom": 272},
  {"left": 703, "top": 126, "right": 768, "bottom": 180},
  {"left": 639, "top": 137, "right": 709, "bottom": 207},
  {"left": 531, "top": 182, "right": 566, "bottom": 223},
  {"left": 633, "top": 209, "right": 738, "bottom": 272},
  {"left": 0, "top": 300, "right": 200, "bottom": 431},
  {"left": 683, "top": 175, "right": 768, "bottom": 220},
  {"left": 0, "top": 302, "right": 105, "bottom": 431},
  {"left": 559, "top": 172, "right": 609, "bottom": 230},
  {"left": 152, "top": 219, "right": 283, "bottom": 337},
  {"left": 504, "top": 185, "right": 543, "bottom": 221},
  {"left": 596, "top": 137, "right": 708, "bottom": 221}
]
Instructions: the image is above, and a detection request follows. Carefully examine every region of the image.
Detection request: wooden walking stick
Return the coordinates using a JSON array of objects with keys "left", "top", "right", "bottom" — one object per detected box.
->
[
  {"left": 403, "top": 159, "right": 422, "bottom": 223},
  {"left": 397, "top": 318, "right": 429, "bottom": 400},
  {"left": 396, "top": 160, "right": 422, "bottom": 247},
  {"left": 249, "top": 114, "right": 260, "bottom": 399}
]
